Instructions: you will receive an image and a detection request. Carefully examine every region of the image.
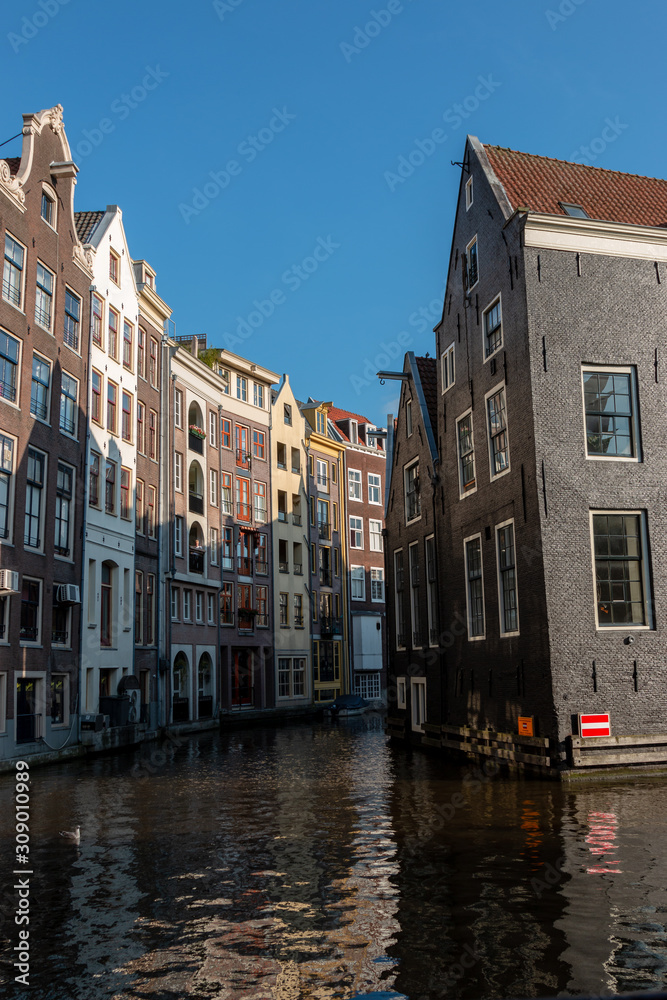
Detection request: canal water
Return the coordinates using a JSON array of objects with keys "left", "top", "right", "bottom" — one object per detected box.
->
[{"left": 1, "top": 717, "right": 667, "bottom": 999}]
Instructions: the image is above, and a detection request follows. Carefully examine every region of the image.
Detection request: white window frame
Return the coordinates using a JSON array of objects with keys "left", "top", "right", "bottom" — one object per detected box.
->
[
  {"left": 195, "top": 591, "right": 204, "bottom": 624},
  {"left": 236, "top": 375, "right": 247, "bottom": 401},
  {"left": 441, "top": 342, "right": 455, "bottom": 393},
  {"left": 183, "top": 589, "right": 191, "bottom": 621},
  {"left": 581, "top": 365, "right": 641, "bottom": 463},
  {"left": 349, "top": 515, "right": 363, "bottom": 549},
  {"left": 348, "top": 468, "right": 361, "bottom": 501},
  {"left": 456, "top": 408, "right": 476, "bottom": 499},
  {"left": 24, "top": 447, "right": 46, "bottom": 551},
  {"left": 170, "top": 586, "right": 180, "bottom": 621},
  {"left": 209, "top": 410, "right": 217, "bottom": 447},
  {"left": 3, "top": 232, "right": 26, "bottom": 312},
  {"left": 589, "top": 510, "right": 653, "bottom": 631},
  {"left": 369, "top": 519, "right": 383, "bottom": 552},
  {"left": 174, "top": 452, "right": 183, "bottom": 492},
  {"left": 20, "top": 577, "right": 42, "bottom": 646},
  {"left": 174, "top": 515, "right": 183, "bottom": 558},
  {"left": 210, "top": 527, "right": 219, "bottom": 566},
  {"left": 209, "top": 468, "right": 218, "bottom": 507},
  {"left": 466, "top": 235, "right": 479, "bottom": 290},
  {"left": 496, "top": 518, "right": 520, "bottom": 636},
  {"left": 351, "top": 565, "right": 365, "bottom": 601},
  {"left": 50, "top": 673, "right": 69, "bottom": 728},
  {"left": 464, "top": 532, "right": 485, "bottom": 641},
  {"left": 396, "top": 676, "right": 406, "bottom": 709},
  {"left": 59, "top": 370, "right": 79, "bottom": 439},
  {"left": 409, "top": 541, "right": 421, "bottom": 648},
  {"left": 485, "top": 382, "right": 510, "bottom": 481},
  {"left": 30, "top": 352, "right": 51, "bottom": 424},
  {"left": 425, "top": 534, "right": 438, "bottom": 646},
  {"left": 0, "top": 429, "right": 16, "bottom": 545},
  {"left": 370, "top": 567, "right": 384, "bottom": 602},
  {"left": 0, "top": 671, "right": 6, "bottom": 730},
  {"left": 207, "top": 593, "right": 216, "bottom": 624},
  {"left": 34, "top": 260, "right": 55, "bottom": 333},
  {"left": 253, "top": 382, "right": 264, "bottom": 408},
  {"left": 368, "top": 473, "right": 382, "bottom": 505},
  {"left": 394, "top": 548, "right": 405, "bottom": 650},
  {"left": 406, "top": 399, "right": 412, "bottom": 437},
  {"left": 483, "top": 295, "right": 503, "bottom": 362},
  {"left": 411, "top": 677, "right": 426, "bottom": 732},
  {"left": 174, "top": 388, "right": 183, "bottom": 428},
  {"left": 465, "top": 175, "right": 473, "bottom": 210}
]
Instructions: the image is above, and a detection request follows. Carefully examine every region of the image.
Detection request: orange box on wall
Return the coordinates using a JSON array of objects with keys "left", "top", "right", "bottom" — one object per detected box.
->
[{"left": 518, "top": 717, "right": 534, "bottom": 737}]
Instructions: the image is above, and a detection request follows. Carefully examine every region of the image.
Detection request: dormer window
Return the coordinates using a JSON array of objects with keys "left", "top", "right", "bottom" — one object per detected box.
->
[
  {"left": 349, "top": 420, "right": 358, "bottom": 444},
  {"left": 316, "top": 410, "right": 327, "bottom": 435},
  {"left": 560, "top": 203, "right": 589, "bottom": 219}
]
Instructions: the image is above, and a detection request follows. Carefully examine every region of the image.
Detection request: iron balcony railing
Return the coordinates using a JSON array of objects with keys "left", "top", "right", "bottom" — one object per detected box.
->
[
  {"left": 236, "top": 448, "right": 251, "bottom": 468},
  {"left": 189, "top": 433, "right": 204, "bottom": 454},
  {"left": 189, "top": 491, "right": 204, "bottom": 515},
  {"left": 19, "top": 624, "right": 38, "bottom": 641},
  {"left": 189, "top": 550, "right": 204, "bottom": 574},
  {"left": 63, "top": 321, "right": 79, "bottom": 352},
  {"left": 0, "top": 376, "right": 17, "bottom": 403},
  {"left": 2, "top": 277, "right": 21, "bottom": 306}
]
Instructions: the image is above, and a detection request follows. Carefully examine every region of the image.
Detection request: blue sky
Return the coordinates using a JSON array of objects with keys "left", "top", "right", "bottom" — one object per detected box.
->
[{"left": 3, "top": 0, "right": 663, "bottom": 426}]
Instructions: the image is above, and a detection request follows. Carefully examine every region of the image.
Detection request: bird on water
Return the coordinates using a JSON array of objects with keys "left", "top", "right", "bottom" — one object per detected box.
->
[{"left": 59, "top": 826, "right": 81, "bottom": 845}]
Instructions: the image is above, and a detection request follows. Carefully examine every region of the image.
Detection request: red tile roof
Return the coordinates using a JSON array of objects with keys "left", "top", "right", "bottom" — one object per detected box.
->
[
  {"left": 484, "top": 144, "right": 667, "bottom": 228},
  {"left": 415, "top": 356, "right": 437, "bottom": 431},
  {"left": 74, "top": 210, "right": 104, "bottom": 244},
  {"left": 328, "top": 405, "right": 371, "bottom": 425}
]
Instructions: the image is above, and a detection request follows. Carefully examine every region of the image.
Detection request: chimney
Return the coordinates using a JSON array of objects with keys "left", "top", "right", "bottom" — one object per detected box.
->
[{"left": 191, "top": 335, "right": 198, "bottom": 357}]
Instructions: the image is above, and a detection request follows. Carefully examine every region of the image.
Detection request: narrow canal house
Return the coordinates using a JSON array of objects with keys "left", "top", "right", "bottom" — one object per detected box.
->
[
  {"left": 329, "top": 407, "right": 389, "bottom": 705},
  {"left": 386, "top": 136, "right": 667, "bottom": 773},
  {"left": 270, "top": 374, "right": 311, "bottom": 708},
  {"left": 0, "top": 106, "right": 90, "bottom": 761}
]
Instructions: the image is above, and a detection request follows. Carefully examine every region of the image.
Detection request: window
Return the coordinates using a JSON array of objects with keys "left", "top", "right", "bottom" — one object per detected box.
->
[
  {"left": 54, "top": 463, "right": 73, "bottom": 555},
  {"left": 105, "top": 460, "right": 116, "bottom": 514},
  {"left": 253, "top": 429, "right": 265, "bottom": 459},
  {"left": 465, "top": 175, "right": 473, "bottom": 210},
  {"left": 370, "top": 568, "right": 384, "bottom": 601},
  {"left": 207, "top": 592, "right": 216, "bottom": 624},
  {"left": 465, "top": 535, "right": 485, "bottom": 639},
  {"left": 411, "top": 678, "right": 426, "bottom": 732},
  {"left": 484, "top": 299, "right": 502, "bottom": 359},
  {"left": 149, "top": 410, "right": 157, "bottom": 460},
  {"left": 406, "top": 400, "right": 412, "bottom": 437},
  {"left": 196, "top": 592, "right": 204, "bottom": 624},
  {"left": 349, "top": 420, "right": 358, "bottom": 444},
  {"left": 91, "top": 370, "right": 102, "bottom": 424},
  {"left": 592, "top": 512, "right": 651, "bottom": 628},
  {"left": 137, "top": 327, "right": 146, "bottom": 377},
  {"left": 236, "top": 476, "right": 251, "bottom": 521},
  {"left": 135, "top": 571, "right": 144, "bottom": 644},
  {"left": 122, "top": 391, "right": 132, "bottom": 442},
  {"left": 20, "top": 578, "right": 41, "bottom": 644},
  {"left": 147, "top": 487, "right": 156, "bottom": 538},
  {"left": 3, "top": 234, "right": 24, "bottom": 308},
  {"left": 207, "top": 411, "right": 217, "bottom": 448},
  {"left": 0, "top": 433, "right": 14, "bottom": 539},
  {"left": 183, "top": 589, "right": 192, "bottom": 621},
  {"left": 64, "top": 289, "right": 81, "bottom": 351},
  {"left": 137, "top": 402, "right": 145, "bottom": 454},
  {"left": 171, "top": 586, "right": 180, "bottom": 621},
  {"left": 135, "top": 479, "right": 144, "bottom": 533},
  {"left": 404, "top": 461, "right": 420, "bottom": 521},
  {"left": 173, "top": 452, "right": 182, "bottom": 492},
  {"left": 368, "top": 473, "right": 381, "bottom": 505},
  {"left": 220, "top": 367, "right": 230, "bottom": 393},
  {"left": 397, "top": 677, "right": 407, "bottom": 709},
  {"left": 107, "top": 381, "right": 117, "bottom": 433},
  {"left": 425, "top": 535, "right": 437, "bottom": 645},
  {"left": 174, "top": 388, "right": 182, "bottom": 428},
  {"left": 120, "top": 468, "right": 131, "bottom": 520},
  {"left": 351, "top": 566, "right": 365, "bottom": 600},
  {"left": 457, "top": 411, "right": 476, "bottom": 495},
  {"left": 332, "top": 501, "right": 338, "bottom": 532},
  {"left": 149, "top": 338, "right": 158, "bottom": 387},
  {"left": 583, "top": 367, "right": 639, "bottom": 460},
  {"left": 369, "top": 519, "right": 383, "bottom": 552},
  {"left": 291, "top": 448, "right": 300, "bottom": 473},
  {"left": 284, "top": 404, "right": 292, "bottom": 425},
  {"left": 91, "top": 294, "right": 103, "bottom": 346},
  {"left": 348, "top": 469, "right": 361, "bottom": 501},
  {"left": 89, "top": 452, "right": 100, "bottom": 508},
  {"left": 210, "top": 527, "right": 219, "bottom": 566},
  {"left": 50, "top": 675, "right": 69, "bottom": 725},
  {"left": 220, "top": 582, "right": 233, "bottom": 625},
  {"left": 466, "top": 236, "right": 478, "bottom": 289},
  {"left": 279, "top": 592, "right": 289, "bottom": 627},
  {"left": 317, "top": 460, "right": 329, "bottom": 492},
  {"left": 174, "top": 515, "right": 183, "bottom": 557},
  {"left": 442, "top": 343, "right": 455, "bottom": 392},
  {"left": 486, "top": 385, "right": 510, "bottom": 477},
  {"left": 221, "top": 472, "right": 232, "bottom": 514},
  {"left": 253, "top": 482, "right": 267, "bottom": 523},
  {"left": 101, "top": 563, "right": 113, "bottom": 646},
  {"left": 253, "top": 383, "right": 264, "bottom": 408},
  {"left": 40, "top": 189, "right": 55, "bottom": 226},
  {"left": 316, "top": 410, "right": 326, "bottom": 435},
  {"left": 30, "top": 355, "right": 50, "bottom": 421},
  {"left": 122, "top": 320, "right": 133, "bottom": 369},
  {"left": 409, "top": 542, "right": 421, "bottom": 646},
  {"left": 293, "top": 594, "right": 303, "bottom": 628},
  {"left": 24, "top": 448, "right": 45, "bottom": 548},
  {"left": 0, "top": 330, "right": 19, "bottom": 403},
  {"left": 108, "top": 307, "right": 119, "bottom": 360},
  {"left": 355, "top": 672, "right": 380, "bottom": 700},
  {"left": 222, "top": 528, "right": 233, "bottom": 571},
  {"left": 209, "top": 468, "right": 218, "bottom": 507},
  {"left": 236, "top": 375, "right": 247, "bottom": 401},
  {"left": 238, "top": 584, "right": 253, "bottom": 631},
  {"left": 560, "top": 202, "right": 589, "bottom": 218},
  {"left": 349, "top": 516, "right": 363, "bottom": 549},
  {"left": 35, "top": 262, "right": 54, "bottom": 330},
  {"left": 497, "top": 520, "right": 518, "bottom": 634},
  {"left": 221, "top": 418, "right": 231, "bottom": 449},
  {"left": 236, "top": 424, "right": 250, "bottom": 467},
  {"left": 109, "top": 249, "right": 120, "bottom": 283},
  {"left": 59, "top": 373, "right": 78, "bottom": 436}
]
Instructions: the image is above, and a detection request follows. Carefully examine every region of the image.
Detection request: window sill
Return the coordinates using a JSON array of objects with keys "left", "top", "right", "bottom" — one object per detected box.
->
[
  {"left": 19, "top": 643, "right": 43, "bottom": 649},
  {"left": 1, "top": 299, "right": 25, "bottom": 317}
]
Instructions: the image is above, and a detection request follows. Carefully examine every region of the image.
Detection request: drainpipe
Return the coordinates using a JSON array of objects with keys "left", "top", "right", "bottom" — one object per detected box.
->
[
  {"left": 217, "top": 402, "right": 223, "bottom": 718},
  {"left": 77, "top": 286, "right": 95, "bottom": 738}
]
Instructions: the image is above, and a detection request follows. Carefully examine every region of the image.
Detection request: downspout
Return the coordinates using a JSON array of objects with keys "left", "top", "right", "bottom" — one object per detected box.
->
[
  {"left": 217, "top": 402, "right": 223, "bottom": 718},
  {"left": 77, "top": 286, "right": 95, "bottom": 736}
]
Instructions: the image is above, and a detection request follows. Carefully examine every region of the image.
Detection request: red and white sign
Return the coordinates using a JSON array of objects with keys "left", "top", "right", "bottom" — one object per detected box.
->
[{"left": 579, "top": 713, "right": 611, "bottom": 738}]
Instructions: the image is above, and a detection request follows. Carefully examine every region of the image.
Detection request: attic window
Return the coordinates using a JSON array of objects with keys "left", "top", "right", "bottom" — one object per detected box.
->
[
  {"left": 349, "top": 420, "right": 358, "bottom": 444},
  {"left": 465, "top": 176, "right": 473, "bottom": 210},
  {"left": 560, "top": 203, "right": 589, "bottom": 219}
]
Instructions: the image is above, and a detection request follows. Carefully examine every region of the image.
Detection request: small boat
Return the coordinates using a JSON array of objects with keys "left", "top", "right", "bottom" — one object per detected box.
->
[{"left": 326, "top": 694, "right": 371, "bottom": 717}]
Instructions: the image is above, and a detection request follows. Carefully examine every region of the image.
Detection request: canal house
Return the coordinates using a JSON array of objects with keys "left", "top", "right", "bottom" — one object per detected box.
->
[{"left": 385, "top": 136, "right": 667, "bottom": 773}]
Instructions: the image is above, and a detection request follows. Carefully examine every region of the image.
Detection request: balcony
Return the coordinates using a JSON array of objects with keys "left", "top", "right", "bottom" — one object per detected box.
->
[
  {"left": 189, "top": 491, "right": 204, "bottom": 515},
  {"left": 189, "top": 432, "right": 204, "bottom": 454},
  {"left": 19, "top": 625, "right": 38, "bottom": 642},
  {"left": 320, "top": 616, "right": 342, "bottom": 637},
  {"left": 189, "top": 549, "right": 204, "bottom": 574},
  {"left": 292, "top": 513, "right": 302, "bottom": 526},
  {"left": 318, "top": 521, "right": 331, "bottom": 540}
]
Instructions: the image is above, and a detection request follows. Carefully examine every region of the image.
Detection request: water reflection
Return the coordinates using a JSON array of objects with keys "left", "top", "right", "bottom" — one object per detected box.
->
[{"left": 1, "top": 721, "right": 667, "bottom": 999}]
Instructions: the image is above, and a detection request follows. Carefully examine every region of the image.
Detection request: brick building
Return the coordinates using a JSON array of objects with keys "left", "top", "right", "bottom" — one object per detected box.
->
[
  {"left": 0, "top": 106, "right": 91, "bottom": 760},
  {"left": 385, "top": 136, "right": 667, "bottom": 773}
]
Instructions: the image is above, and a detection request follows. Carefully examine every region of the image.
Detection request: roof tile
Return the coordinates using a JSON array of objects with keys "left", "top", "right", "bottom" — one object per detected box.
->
[
  {"left": 74, "top": 209, "right": 104, "bottom": 244},
  {"left": 415, "top": 356, "right": 437, "bottom": 431}
]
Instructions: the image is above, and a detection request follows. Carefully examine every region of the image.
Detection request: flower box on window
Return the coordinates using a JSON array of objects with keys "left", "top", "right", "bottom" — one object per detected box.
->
[{"left": 188, "top": 425, "right": 206, "bottom": 439}]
